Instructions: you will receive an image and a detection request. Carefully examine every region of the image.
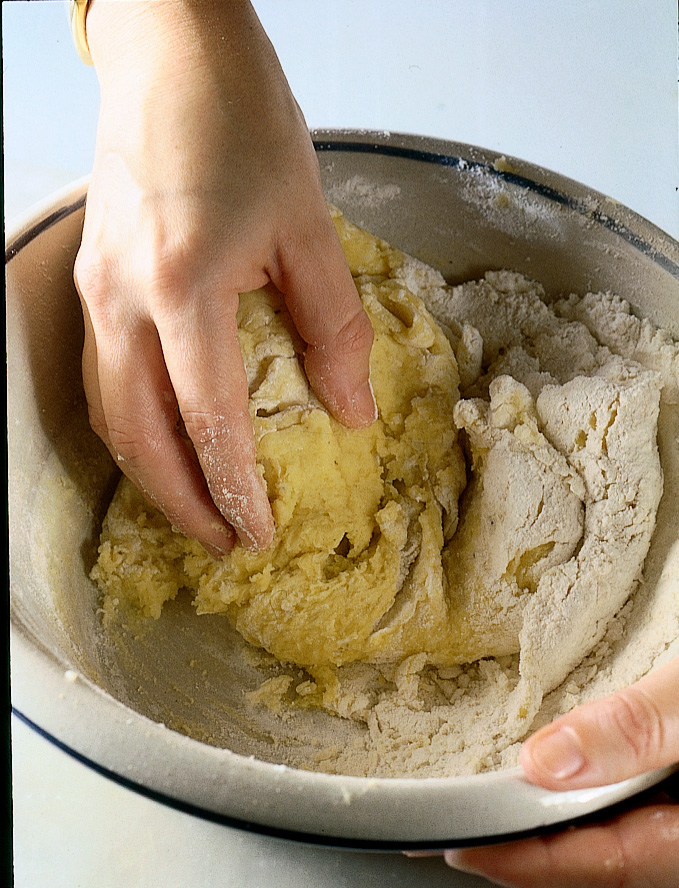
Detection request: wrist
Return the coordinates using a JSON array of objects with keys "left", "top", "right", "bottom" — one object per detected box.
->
[
  {"left": 88, "top": 0, "right": 301, "bottom": 169},
  {"left": 87, "top": 0, "right": 290, "bottom": 134}
]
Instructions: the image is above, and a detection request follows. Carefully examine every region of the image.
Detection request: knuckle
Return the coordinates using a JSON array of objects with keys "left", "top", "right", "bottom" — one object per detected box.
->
[
  {"left": 86, "top": 401, "right": 109, "bottom": 444},
  {"left": 543, "top": 827, "right": 629, "bottom": 888},
  {"left": 181, "top": 410, "right": 229, "bottom": 449},
  {"left": 75, "top": 236, "right": 220, "bottom": 325},
  {"left": 106, "top": 416, "right": 164, "bottom": 468},
  {"left": 144, "top": 257, "right": 239, "bottom": 329},
  {"left": 74, "top": 248, "right": 111, "bottom": 308},
  {"left": 333, "top": 308, "right": 374, "bottom": 358},
  {"left": 136, "top": 224, "right": 212, "bottom": 311},
  {"left": 593, "top": 830, "right": 628, "bottom": 888},
  {"left": 603, "top": 688, "right": 665, "bottom": 767},
  {"left": 144, "top": 252, "right": 190, "bottom": 312}
]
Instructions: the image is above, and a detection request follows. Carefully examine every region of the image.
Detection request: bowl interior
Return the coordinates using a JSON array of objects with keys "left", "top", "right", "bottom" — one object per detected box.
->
[{"left": 8, "top": 134, "right": 679, "bottom": 845}]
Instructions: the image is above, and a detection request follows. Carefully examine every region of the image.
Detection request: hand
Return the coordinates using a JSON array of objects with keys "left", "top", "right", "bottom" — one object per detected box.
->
[
  {"left": 444, "top": 656, "right": 679, "bottom": 887},
  {"left": 75, "top": 0, "right": 375, "bottom": 555}
]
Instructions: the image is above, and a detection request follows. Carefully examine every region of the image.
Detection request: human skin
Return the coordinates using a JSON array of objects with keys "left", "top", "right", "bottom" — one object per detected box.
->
[
  {"left": 75, "top": 0, "right": 376, "bottom": 555},
  {"left": 412, "top": 657, "right": 679, "bottom": 887}
]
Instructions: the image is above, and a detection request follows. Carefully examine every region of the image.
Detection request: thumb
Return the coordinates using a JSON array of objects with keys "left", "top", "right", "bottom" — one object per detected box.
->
[{"left": 521, "top": 656, "right": 679, "bottom": 790}]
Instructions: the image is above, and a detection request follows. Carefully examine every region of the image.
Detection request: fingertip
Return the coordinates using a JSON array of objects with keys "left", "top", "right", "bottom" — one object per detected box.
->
[
  {"left": 442, "top": 849, "right": 486, "bottom": 876},
  {"left": 304, "top": 346, "right": 377, "bottom": 430},
  {"left": 444, "top": 846, "right": 534, "bottom": 887},
  {"left": 215, "top": 470, "right": 275, "bottom": 553},
  {"left": 521, "top": 724, "right": 586, "bottom": 787},
  {"left": 326, "top": 378, "right": 377, "bottom": 429},
  {"left": 347, "top": 378, "right": 378, "bottom": 428},
  {"left": 201, "top": 522, "right": 237, "bottom": 558},
  {"left": 235, "top": 510, "right": 275, "bottom": 552}
]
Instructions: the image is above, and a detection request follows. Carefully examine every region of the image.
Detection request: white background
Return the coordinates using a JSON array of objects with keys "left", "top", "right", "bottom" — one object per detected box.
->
[
  {"left": 5, "top": 2, "right": 678, "bottom": 886},
  {"left": 4, "top": 0, "right": 678, "bottom": 235}
]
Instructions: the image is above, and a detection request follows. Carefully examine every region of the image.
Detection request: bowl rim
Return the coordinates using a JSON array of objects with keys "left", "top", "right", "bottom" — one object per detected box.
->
[
  {"left": 309, "top": 127, "right": 679, "bottom": 273},
  {"left": 8, "top": 130, "right": 679, "bottom": 848}
]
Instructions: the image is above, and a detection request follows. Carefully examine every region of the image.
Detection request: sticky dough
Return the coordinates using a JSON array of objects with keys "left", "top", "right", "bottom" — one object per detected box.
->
[
  {"left": 94, "top": 211, "right": 473, "bottom": 670},
  {"left": 92, "top": 207, "right": 672, "bottom": 763}
]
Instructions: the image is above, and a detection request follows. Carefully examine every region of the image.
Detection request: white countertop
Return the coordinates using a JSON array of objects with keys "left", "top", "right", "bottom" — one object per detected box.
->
[{"left": 5, "top": 2, "right": 678, "bottom": 886}]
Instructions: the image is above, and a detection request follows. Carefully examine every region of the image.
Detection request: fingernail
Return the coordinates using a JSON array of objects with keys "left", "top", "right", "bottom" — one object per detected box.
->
[
  {"left": 442, "top": 850, "right": 484, "bottom": 875},
  {"left": 352, "top": 379, "right": 378, "bottom": 426},
  {"left": 444, "top": 851, "right": 520, "bottom": 888},
  {"left": 238, "top": 518, "right": 275, "bottom": 553},
  {"left": 530, "top": 726, "right": 586, "bottom": 780},
  {"left": 204, "top": 536, "right": 235, "bottom": 559},
  {"left": 203, "top": 522, "right": 236, "bottom": 558}
]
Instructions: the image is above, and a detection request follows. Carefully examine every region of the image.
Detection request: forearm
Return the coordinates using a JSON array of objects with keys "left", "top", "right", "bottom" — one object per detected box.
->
[
  {"left": 86, "top": 0, "right": 304, "bottom": 200},
  {"left": 87, "top": 0, "right": 267, "bottom": 78},
  {"left": 86, "top": 0, "right": 297, "bottom": 132}
]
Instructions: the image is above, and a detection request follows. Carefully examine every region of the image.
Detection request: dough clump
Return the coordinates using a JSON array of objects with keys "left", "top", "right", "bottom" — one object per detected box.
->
[
  {"left": 94, "top": 209, "right": 472, "bottom": 673},
  {"left": 92, "top": 208, "right": 676, "bottom": 776}
]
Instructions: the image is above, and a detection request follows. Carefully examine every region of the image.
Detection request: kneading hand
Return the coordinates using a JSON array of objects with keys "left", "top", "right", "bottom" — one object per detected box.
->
[
  {"left": 444, "top": 656, "right": 679, "bottom": 887},
  {"left": 75, "top": 0, "right": 375, "bottom": 555}
]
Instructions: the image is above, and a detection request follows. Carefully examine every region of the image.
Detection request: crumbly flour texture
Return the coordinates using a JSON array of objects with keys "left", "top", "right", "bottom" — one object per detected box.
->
[{"left": 92, "top": 207, "right": 679, "bottom": 777}]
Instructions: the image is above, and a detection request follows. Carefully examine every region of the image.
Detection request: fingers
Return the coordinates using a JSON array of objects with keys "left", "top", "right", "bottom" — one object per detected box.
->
[
  {"left": 155, "top": 290, "right": 274, "bottom": 551},
  {"left": 79, "top": 298, "right": 236, "bottom": 556},
  {"left": 444, "top": 801, "right": 679, "bottom": 888},
  {"left": 274, "top": 208, "right": 377, "bottom": 429},
  {"left": 521, "top": 657, "right": 679, "bottom": 790}
]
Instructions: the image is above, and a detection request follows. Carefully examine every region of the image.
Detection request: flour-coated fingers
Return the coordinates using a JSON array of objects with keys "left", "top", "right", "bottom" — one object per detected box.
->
[
  {"left": 156, "top": 292, "right": 274, "bottom": 551},
  {"left": 94, "top": 319, "right": 235, "bottom": 555}
]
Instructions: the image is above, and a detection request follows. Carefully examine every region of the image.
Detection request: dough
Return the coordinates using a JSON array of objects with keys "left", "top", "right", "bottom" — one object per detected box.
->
[
  {"left": 92, "top": 208, "right": 676, "bottom": 776},
  {"left": 93, "top": 209, "right": 469, "bottom": 674}
]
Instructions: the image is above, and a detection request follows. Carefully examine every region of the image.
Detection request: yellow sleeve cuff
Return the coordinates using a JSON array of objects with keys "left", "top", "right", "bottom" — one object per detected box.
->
[{"left": 69, "top": 0, "right": 94, "bottom": 66}]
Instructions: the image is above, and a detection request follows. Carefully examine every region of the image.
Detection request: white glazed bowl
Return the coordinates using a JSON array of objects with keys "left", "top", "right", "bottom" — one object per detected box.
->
[{"left": 8, "top": 131, "right": 678, "bottom": 849}]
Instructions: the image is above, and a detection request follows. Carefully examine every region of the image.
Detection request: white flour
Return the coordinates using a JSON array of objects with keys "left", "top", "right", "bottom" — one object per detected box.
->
[{"left": 321, "top": 263, "right": 678, "bottom": 776}]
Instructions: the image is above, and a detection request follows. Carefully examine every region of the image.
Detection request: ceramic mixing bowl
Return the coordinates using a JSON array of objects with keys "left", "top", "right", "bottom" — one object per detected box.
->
[{"left": 8, "top": 131, "right": 678, "bottom": 849}]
